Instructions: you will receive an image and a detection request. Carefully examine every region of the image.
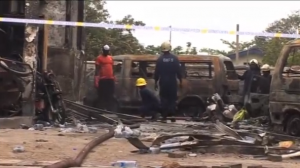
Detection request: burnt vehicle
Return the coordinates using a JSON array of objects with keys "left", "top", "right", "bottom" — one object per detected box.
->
[
  {"left": 0, "top": 57, "right": 33, "bottom": 117},
  {"left": 83, "top": 55, "right": 243, "bottom": 117},
  {"left": 269, "top": 39, "right": 300, "bottom": 136}
]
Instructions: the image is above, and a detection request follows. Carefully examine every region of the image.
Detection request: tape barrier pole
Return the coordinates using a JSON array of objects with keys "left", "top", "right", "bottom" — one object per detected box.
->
[{"left": 0, "top": 17, "right": 299, "bottom": 39}]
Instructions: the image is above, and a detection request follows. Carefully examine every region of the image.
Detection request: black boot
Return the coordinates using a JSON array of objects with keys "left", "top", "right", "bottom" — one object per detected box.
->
[
  {"left": 161, "top": 116, "right": 167, "bottom": 123},
  {"left": 150, "top": 113, "right": 158, "bottom": 121}
]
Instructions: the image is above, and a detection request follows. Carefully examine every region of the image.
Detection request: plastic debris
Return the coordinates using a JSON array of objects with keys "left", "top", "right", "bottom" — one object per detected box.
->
[
  {"left": 33, "top": 124, "right": 44, "bottom": 131},
  {"left": 189, "top": 153, "right": 197, "bottom": 157},
  {"left": 111, "top": 160, "right": 137, "bottom": 168},
  {"left": 13, "top": 145, "right": 25, "bottom": 153},
  {"left": 114, "top": 124, "right": 140, "bottom": 138}
]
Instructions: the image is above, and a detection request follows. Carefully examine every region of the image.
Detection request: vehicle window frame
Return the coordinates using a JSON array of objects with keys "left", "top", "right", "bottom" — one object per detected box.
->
[
  {"left": 113, "top": 59, "right": 124, "bottom": 78},
  {"left": 181, "top": 61, "right": 214, "bottom": 79},
  {"left": 280, "top": 47, "right": 300, "bottom": 77},
  {"left": 130, "top": 60, "right": 157, "bottom": 79},
  {"left": 223, "top": 60, "right": 238, "bottom": 80}
]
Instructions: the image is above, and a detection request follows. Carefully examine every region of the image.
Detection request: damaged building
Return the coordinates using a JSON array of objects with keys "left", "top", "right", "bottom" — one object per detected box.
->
[{"left": 0, "top": 0, "right": 84, "bottom": 124}]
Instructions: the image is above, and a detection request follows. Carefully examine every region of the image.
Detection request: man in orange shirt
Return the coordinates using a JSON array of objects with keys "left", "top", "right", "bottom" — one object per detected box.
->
[{"left": 94, "top": 45, "right": 115, "bottom": 110}]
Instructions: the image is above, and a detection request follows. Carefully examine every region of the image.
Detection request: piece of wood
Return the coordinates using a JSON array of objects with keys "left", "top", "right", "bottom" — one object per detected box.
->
[
  {"left": 0, "top": 167, "right": 105, "bottom": 168},
  {"left": 168, "top": 152, "right": 187, "bottom": 158},
  {"left": 0, "top": 160, "right": 99, "bottom": 167},
  {"left": 268, "top": 151, "right": 300, "bottom": 162}
]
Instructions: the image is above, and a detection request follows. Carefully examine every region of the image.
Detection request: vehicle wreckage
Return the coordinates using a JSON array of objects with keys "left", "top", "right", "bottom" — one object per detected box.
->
[{"left": 83, "top": 55, "right": 246, "bottom": 117}]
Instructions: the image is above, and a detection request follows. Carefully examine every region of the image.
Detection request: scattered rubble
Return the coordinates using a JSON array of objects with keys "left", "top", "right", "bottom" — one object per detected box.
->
[{"left": 12, "top": 145, "right": 25, "bottom": 153}]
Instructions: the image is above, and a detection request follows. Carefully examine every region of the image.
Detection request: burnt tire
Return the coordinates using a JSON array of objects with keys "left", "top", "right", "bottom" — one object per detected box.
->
[
  {"left": 286, "top": 114, "right": 300, "bottom": 136},
  {"left": 52, "top": 98, "right": 66, "bottom": 125},
  {"left": 179, "top": 105, "right": 205, "bottom": 118}
]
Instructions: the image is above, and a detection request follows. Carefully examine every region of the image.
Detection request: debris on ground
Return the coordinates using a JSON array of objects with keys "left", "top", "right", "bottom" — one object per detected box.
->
[
  {"left": 3, "top": 95, "right": 298, "bottom": 167},
  {"left": 12, "top": 145, "right": 25, "bottom": 153}
]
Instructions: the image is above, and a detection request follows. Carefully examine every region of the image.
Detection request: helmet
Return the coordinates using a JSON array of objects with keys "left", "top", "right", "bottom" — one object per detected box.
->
[
  {"left": 249, "top": 59, "right": 258, "bottom": 64},
  {"left": 261, "top": 64, "right": 271, "bottom": 71},
  {"left": 161, "top": 41, "right": 171, "bottom": 52},
  {"left": 103, "top": 45, "right": 110, "bottom": 51},
  {"left": 136, "top": 78, "right": 147, "bottom": 86}
]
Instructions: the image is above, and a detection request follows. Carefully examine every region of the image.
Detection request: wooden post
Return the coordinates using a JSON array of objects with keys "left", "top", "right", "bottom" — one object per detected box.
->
[
  {"left": 42, "top": 24, "right": 49, "bottom": 71},
  {"left": 235, "top": 24, "right": 240, "bottom": 64},
  {"left": 22, "top": 1, "right": 40, "bottom": 116}
]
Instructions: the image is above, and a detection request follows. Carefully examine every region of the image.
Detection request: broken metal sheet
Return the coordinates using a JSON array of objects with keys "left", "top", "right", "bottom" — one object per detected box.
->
[
  {"left": 192, "top": 145, "right": 298, "bottom": 156},
  {"left": 64, "top": 99, "right": 144, "bottom": 120},
  {"left": 215, "top": 120, "right": 243, "bottom": 140},
  {"left": 151, "top": 133, "right": 216, "bottom": 146},
  {"left": 127, "top": 138, "right": 149, "bottom": 150}
]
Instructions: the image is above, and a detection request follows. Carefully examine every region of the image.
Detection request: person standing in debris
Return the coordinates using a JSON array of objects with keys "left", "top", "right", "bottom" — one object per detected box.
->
[
  {"left": 154, "top": 41, "right": 182, "bottom": 123},
  {"left": 238, "top": 59, "right": 261, "bottom": 104},
  {"left": 258, "top": 64, "right": 272, "bottom": 94},
  {"left": 94, "top": 45, "right": 115, "bottom": 110},
  {"left": 136, "top": 78, "right": 161, "bottom": 121}
]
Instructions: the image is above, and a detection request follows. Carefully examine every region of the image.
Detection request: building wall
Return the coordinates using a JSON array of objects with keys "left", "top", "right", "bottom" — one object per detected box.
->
[
  {"left": 232, "top": 54, "right": 263, "bottom": 65},
  {"left": 42, "top": 1, "right": 66, "bottom": 47},
  {"left": 41, "top": 1, "right": 82, "bottom": 99}
]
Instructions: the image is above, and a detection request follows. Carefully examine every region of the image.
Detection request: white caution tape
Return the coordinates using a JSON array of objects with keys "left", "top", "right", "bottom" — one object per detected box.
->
[{"left": 0, "top": 17, "right": 299, "bottom": 39}]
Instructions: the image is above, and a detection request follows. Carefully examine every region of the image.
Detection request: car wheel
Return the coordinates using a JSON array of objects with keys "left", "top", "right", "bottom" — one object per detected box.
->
[
  {"left": 286, "top": 114, "right": 300, "bottom": 136},
  {"left": 180, "top": 105, "right": 204, "bottom": 118}
]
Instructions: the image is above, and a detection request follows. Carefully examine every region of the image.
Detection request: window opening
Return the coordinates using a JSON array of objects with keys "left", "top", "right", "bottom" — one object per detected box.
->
[
  {"left": 181, "top": 62, "right": 214, "bottom": 79},
  {"left": 131, "top": 61, "right": 156, "bottom": 78}
]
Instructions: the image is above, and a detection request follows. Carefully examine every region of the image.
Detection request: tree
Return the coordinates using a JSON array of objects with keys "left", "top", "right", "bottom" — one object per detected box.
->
[
  {"left": 144, "top": 45, "right": 160, "bottom": 54},
  {"left": 185, "top": 42, "right": 192, "bottom": 54},
  {"left": 172, "top": 46, "right": 184, "bottom": 55},
  {"left": 190, "top": 47, "right": 198, "bottom": 55},
  {"left": 199, "top": 39, "right": 255, "bottom": 55},
  {"left": 255, "top": 10, "right": 300, "bottom": 65},
  {"left": 84, "top": 0, "right": 110, "bottom": 59},
  {"left": 84, "top": 1, "right": 146, "bottom": 59}
]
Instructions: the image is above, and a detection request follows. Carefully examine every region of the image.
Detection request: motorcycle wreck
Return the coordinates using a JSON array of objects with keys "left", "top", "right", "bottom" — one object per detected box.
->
[
  {"left": 35, "top": 70, "right": 66, "bottom": 125},
  {"left": 0, "top": 57, "right": 67, "bottom": 125}
]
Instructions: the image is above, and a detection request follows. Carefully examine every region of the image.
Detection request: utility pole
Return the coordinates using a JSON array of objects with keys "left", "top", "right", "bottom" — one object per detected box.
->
[
  {"left": 235, "top": 24, "right": 240, "bottom": 64},
  {"left": 169, "top": 25, "right": 172, "bottom": 44}
]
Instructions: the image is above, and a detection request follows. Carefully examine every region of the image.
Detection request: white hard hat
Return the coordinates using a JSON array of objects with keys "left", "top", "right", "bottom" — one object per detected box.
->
[
  {"left": 103, "top": 45, "right": 110, "bottom": 50},
  {"left": 261, "top": 64, "right": 271, "bottom": 71},
  {"left": 249, "top": 59, "right": 258, "bottom": 64},
  {"left": 161, "top": 41, "right": 171, "bottom": 52}
]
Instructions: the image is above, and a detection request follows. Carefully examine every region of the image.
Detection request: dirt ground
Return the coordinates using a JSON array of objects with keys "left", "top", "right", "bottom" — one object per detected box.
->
[{"left": 0, "top": 129, "right": 299, "bottom": 168}]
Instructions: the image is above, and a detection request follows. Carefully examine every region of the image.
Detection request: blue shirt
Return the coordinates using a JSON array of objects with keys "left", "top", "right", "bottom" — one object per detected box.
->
[
  {"left": 154, "top": 53, "right": 182, "bottom": 87},
  {"left": 139, "top": 87, "right": 160, "bottom": 107}
]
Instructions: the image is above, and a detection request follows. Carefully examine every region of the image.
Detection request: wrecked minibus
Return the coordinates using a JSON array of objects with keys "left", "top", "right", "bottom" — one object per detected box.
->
[{"left": 83, "top": 55, "right": 243, "bottom": 117}]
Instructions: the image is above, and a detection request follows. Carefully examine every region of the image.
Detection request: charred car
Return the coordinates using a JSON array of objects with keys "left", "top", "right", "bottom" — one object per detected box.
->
[
  {"left": 269, "top": 39, "right": 300, "bottom": 136},
  {"left": 83, "top": 55, "right": 243, "bottom": 117}
]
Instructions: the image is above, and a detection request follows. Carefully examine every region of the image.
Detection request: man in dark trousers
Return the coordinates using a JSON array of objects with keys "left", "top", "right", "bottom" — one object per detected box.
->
[
  {"left": 154, "top": 41, "right": 182, "bottom": 123},
  {"left": 238, "top": 59, "right": 261, "bottom": 105},
  {"left": 136, "top": 78, "right": 161, "bottom": 121},
  {"left": 94, "top": 45, "right": 115, "bottom": 110},
  {"left": 258, "top": 64, "right": 272, "bottom": 94}
]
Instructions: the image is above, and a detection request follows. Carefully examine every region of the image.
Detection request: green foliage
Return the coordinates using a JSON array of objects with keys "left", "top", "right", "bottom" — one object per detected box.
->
[
  {"left": 255, "top": 10, "right": 300, "bottom": 65},
  {"left": 199, "top": 39, "right": 255, "bottom": 56},
  {"left": 84, "top": 1, "right": 300, "bottom": 65},
  {"left": 85, "top": 0, "right": 146, "bottom": 60}
]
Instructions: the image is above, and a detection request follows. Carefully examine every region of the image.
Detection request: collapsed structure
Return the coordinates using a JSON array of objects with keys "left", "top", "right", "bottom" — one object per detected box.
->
[{"left": 0, "top": 0, "right": 84, "bottom": 121}]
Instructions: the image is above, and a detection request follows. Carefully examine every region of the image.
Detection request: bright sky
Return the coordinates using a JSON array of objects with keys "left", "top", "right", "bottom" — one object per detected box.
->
[{"left": 105, "top": 1, "right": 300, "bottom": 51}]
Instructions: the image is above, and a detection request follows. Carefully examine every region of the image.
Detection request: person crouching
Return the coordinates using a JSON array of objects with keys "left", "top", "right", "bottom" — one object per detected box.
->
[{"left": 136, "top": 78, "right": 161, "bottom": 121}]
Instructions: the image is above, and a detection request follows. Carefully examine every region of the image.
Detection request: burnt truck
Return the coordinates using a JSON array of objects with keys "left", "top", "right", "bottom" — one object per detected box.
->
[
  {"left": 83, "top": 55, "right": 244, "bottom": 117},
  {"left": 268, "top": 39, "right": 300, "bottom": 136}
]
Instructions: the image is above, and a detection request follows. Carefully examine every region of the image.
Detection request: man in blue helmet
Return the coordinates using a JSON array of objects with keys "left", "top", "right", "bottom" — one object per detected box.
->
[{"left": 154, "top": 41, "right": 182, "bottom": 123}]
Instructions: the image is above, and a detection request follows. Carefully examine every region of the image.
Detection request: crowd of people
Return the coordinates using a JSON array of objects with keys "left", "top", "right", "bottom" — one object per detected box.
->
[{"left": 93, "top": 41, "right": 272, "bottom": 123}]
